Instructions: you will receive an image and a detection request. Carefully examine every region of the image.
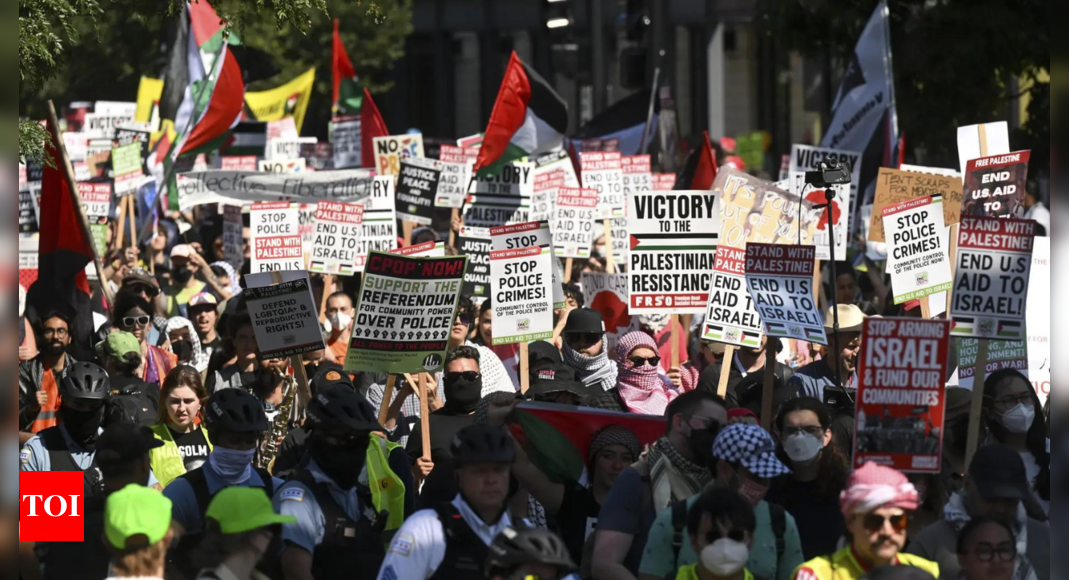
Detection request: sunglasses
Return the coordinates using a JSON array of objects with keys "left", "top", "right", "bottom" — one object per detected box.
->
[
  {"left": 628, "top": 356, "right": 661, "bottom": 368},
  {"left": 862, "top": 513, "right": 909, "bottom": 533},
  {"left": 565, "top": 332, "right": 604, "bottom": 345},
  {"left": 129, "top": 284, "right": 160, "bottom": 298},
  {"left": 705, "top": 529, "right": 747, "bottom": 544},
  {"left": 455, "top": 313, "right": 473, "bottom": 326},
  {"left": 444, "top": 371, "right": 482, "bottom": 385},
  {"left": 122, "top": 316, "right": 152, "bottom": 328}
]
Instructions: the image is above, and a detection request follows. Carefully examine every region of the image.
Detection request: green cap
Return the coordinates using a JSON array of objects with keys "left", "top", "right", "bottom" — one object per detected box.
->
[
  {"left": 206, "top": 487, "right": 297, "bottom": 535},
  {"left": 96, "top": 331, "right": 142, "bottom": 360},
  {"left": 104, "top": 484, "right": 173, "bottom": 550}
]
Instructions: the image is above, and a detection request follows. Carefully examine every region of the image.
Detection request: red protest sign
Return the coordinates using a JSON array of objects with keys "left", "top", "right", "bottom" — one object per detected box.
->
[{"left": 962, "top": 151, "right": 1030, "bottom": 219}]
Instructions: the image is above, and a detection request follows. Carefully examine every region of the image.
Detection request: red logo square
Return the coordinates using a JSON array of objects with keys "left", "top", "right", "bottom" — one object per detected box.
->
[{"left": 19, "top": 472, "right": 85, "bottom": 541}]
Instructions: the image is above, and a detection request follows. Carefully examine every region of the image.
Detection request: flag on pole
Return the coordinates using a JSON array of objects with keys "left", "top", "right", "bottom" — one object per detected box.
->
[
  {"left": 676, "top": 131, "right": 719, "bottom": 190},
  {"left": 474, "top": 52, "right": 569, "bottom": 174},
  {"left": 568, "top": 88, "right": 659, "bottom": 156},
  {"left": 361, "top": 88, "right": 390, "bottom": 169},
  {"left": 332, "top": 19, "right": 362, "bottom": 117}
]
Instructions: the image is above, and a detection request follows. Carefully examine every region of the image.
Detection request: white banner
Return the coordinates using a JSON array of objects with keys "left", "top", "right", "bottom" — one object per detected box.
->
[{"left": 174, "top": 170, "right": 375, "bottom": 210}]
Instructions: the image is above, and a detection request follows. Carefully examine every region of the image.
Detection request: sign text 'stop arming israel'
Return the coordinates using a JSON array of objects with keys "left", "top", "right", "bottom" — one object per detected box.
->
[
  {"left": 882, "top": 196, "right": 953, "bottom": 304},
  {"left": 701, "top": 246, "right": 764, "bottom": 349},
  {"left": 395, "top": 157, "right": 441, "bottom": 226},
  {"left": 950, "top": 216, "right": 1036, "bottom": 341},
  {"left": 581, "top": 152, "right": 625, "bottom": 220},
  {"left": 490, "top": 223, "right": 556, "bottom": 344},
  {"left": 744, "top": 244, "right": 827, "bottom": 345},
  {"left": 627, "top": 190, "right": 720, "bottom": 314},
  {"left": 961, "top": 151, "right": 1031, "bottom": 219},
  {"left": 309, "top": 201, "right": 364, "bottom": 276},
  {"left": 250, "top": 202, "right": 303, "bottom": 273},
  {"left": 373, "top": 134, "right": 425, "bottom": 177}
]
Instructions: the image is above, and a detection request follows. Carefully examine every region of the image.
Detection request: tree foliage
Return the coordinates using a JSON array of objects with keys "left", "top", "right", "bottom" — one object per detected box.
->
[{"left": 758, "top": 0, "right": 1049, "bottom": 176}]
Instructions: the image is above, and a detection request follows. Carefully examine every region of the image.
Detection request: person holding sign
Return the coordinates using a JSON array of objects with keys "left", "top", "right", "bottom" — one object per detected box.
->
[{"left": 405, "top": 346, "right": 483, "bottom": 481}]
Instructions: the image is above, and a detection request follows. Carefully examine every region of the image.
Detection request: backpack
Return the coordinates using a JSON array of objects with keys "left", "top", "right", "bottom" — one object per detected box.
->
[
  {"left": 105, "top": 382, "right": 159, "bottom": 428},
  {"left": 668, "top": 499, "right": 786, "bottom": 580}
]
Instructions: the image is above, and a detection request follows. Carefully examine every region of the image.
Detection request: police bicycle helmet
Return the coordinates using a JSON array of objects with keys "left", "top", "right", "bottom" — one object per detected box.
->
[
  {"left": 204, "top": 388, "right": 270, "bottom": 433},
  {"left": 305, "top": 384, "right": 382, "bottom": 432},
  {"left": 60, "top": 362, "right": 110, "bottom": 401},
  {"left": 485, "top": 527, "right": 577, "bottom": 577},
  {"left": 450, "top": 423, "right": 516, "bottom": 467}
]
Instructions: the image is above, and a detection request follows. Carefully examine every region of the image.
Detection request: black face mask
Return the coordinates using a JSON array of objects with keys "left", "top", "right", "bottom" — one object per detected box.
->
[
  {"left": 173, "top": 340, "right": 194, "bottom": 363},
  {"left": 309, "top": 435, "right": 369, "bottom": 488},
  {"left": 685, "top": 424, "right": 720, "bottom": 468},
  {"left": 62, "top": 404, "right": 105, "bottom": 449},
  {"left": 173, "top": 268, "right": 195, "bottom": 285},
  {"left": 444, "top": 378, "right": 483, "bottom": 415}
]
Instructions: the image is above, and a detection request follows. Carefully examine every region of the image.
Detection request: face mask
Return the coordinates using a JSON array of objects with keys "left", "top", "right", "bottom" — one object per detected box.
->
[
  {"left": 173, "top": 268, "right": 195, "bottom": 285},
  {"left": 686, "top": 425, "right": 719, "bottom": 468},
  {"left": 1001, "top": 404, "right": 1035, "bottom": 434},
  {"left": 208, "top": 447, "right": 255, "bottom": 484},
  {"left": 733, "top": 471, "right": 770, "bottom": 507},
  {"left": 444, "top": 378, "right": 483, "bottom": 414},
  {"left": 310, "top": 436, "right": 368, "bottom": 488},
  {"left": 173, "top": 340, "right": 194, "bottom": 363},
  {"left": 700, "top": 538, "right": 750, "bottom": 577},
  {"left": 62, "top": 405, "right": 105, "bottom": 448},
  {"left": 783, "top": 432, "right": 824, "bottom": 464},
  {"left": 329, "top": 312, "right": 353, "bottom": 333}
]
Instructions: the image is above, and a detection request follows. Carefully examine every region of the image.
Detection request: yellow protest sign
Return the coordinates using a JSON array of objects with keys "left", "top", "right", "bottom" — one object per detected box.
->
[{"left": 245, "top": 68, "right": 316, "bottom": 133}]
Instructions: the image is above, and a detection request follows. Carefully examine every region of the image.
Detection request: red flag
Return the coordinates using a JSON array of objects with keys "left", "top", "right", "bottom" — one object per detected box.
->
[
  {"left": 332, "top": 19, "right": 357, "bottom": 109},
  {"left": 39, "top": 119, "right": 92, "bottom": 296},
  {"left": 360, "top": 88, "right": 390, "bottom": 169},
  {"left": 691, "top": 131, "right": 719, "bottom": 190}
]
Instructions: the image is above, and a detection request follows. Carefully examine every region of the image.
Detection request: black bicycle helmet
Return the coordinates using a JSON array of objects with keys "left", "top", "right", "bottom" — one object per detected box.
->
[
  {"left": 60, "top": 362, "right": 110, "bottom": 401},
  {"left": 450, "top": 423, "right": 516, "bottom": 467},
  {"left": 306, "top": 384, "right": 382, "bottom": 433},
  {"left": 204, "top": 389, "right": 270, "bottom": 433},
  {"left": 485, "top": 527, "right": 577, "bottom": 577}
]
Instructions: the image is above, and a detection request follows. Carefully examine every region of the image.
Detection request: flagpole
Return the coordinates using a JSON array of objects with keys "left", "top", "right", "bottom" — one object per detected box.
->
[
  {"left": 46, "top": 100, "right": 115, "bottom": 306},
  {"left": 640, "top": 55, "right": 663, "bottom": 155}
]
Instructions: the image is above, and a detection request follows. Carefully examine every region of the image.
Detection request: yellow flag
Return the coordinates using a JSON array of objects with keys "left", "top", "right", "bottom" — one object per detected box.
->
[
  {"left": 136, "top": 77, "right": 165, "bottom": 124},
  {"left": 245, "top": 68, "right": 317, "bottom": 132}
]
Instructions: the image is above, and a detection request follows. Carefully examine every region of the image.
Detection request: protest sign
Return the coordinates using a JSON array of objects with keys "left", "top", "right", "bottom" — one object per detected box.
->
[
  {"left": 111, "top": 143, "right": 144, "bottom": 195},
  {"left": 19, "top": 177, "right": 39, "bottom": 234},
  {"left": 652, "top": 173, "right": 676, "bottom": 191},
  {"left": 391, "top": 241, "right": 446, "bottom": 258},
  {"left": 79, "top": 182, "right": 112, "bottom": 257},
  {"left": 490, "top": 223, "right": 555, "bottom": 344},
  {"left": 243, "top": 271, "right": 325, "bottom": 360},
  {"left": 223, "top": 205, "right": 244, "bottom": 271},
  {"left": 395, "top": 157, "right": 441, "bottom": 225},
  {"left": 19, "top": 235, "right": 39, "bottom": 289},
  {"left": 308, "top": 201, "right": 364, "bottom": 276},
  {"left": 439, "top": 144, "right": 480, "bottom": 166},
  {"left": 950, "top": 216, "right": 1035, "bottom": 341},
  {"left": 552, "top": 188, "right": 597, "bottom": 258},
  {"left": 854, "top": 317, "right": 951, "bottom": 472},
  {"left": 84, "top": 111, "right": 135, "bottom": 139},
  {"left": 463, "top": 196, "right": 531, "bottom": 230},
  {"left": 267, "top": 118, "right": 299, "bottom": 142},
  {"left": 63, "top": 133, "right": 88, "bottom": 162},
  {"left": 627, "top": 190, "right": 720, "bottom": 314},
  {"left": 714, "top": 167, "right": 822, "bottom": 250},
  {"left": 956, "top": 339, "right": 1027, "bottom": 391},
  {"left": 531, "top": 150, "right": 578, "bottom": 221},
  {"left": 458, "top": 227, "right": 492, "bottom": 304},
  {"left": 221, "top": 156, "right": 259, "bottom": 172},
  {"left": 900, "top": 164, "right": 962, "bottom": 180},
  {"left": 957, "top": 122, "right": 1010, "bottom": 176},
  {"left": 961, "top": 151, "right": 1031, "bottom": 218},
  {"left": 435, "top": 158, "right": 471, "bottom": 209},
  {"left": 701, "top": 246, "right": 763, "bottom": 349},
  {"left": 882, "top": 196, "right": 953, "bottom": 304},
  {"left": 607, "top": 218, "right": 628, "bottom": 267},
  {"left": 744, "top": 244, "right": 827, "bottom": 345},
  {"left": 622, "top": 155, "right": 653, "bottom": 195},
  {"left": 581, "top": 272, "right": 638, "bottom": 353},
  {"left": 266, "top": 138, "right": 317, "bottom": 162},
  {"left": 1025, "top": 237, "right": 1049, "bottom": 404},
  {"left": 581, "top": 151, "right": 624, "bottom": 219},
  {"left": 345, "top": 251, "right": 466, "bottom": 374},
  {"left": 174, "top": 170, "right": 375, "bottom": 210},
  {"left": 353, "top": 176, "right": 398, "bottom": 272},
  {"left": 473, "top": 162, "right": 535, "bottom": 197},
  {"left": 258, "top": 159, "right": 307, "bottom": 174},
  {"left": 491, "top": 221, "right": 565, "bottom": 310},
  {"left": 374, "top": 134, "right": 425, "bottom": 177},
  {"left": 869, "top": 168, "right": 962, "bottom": 242},
  {"left": 788, "top": 145, "right": 860, "bottom": 261},
  {"left": 332, "top": 117, "right": 361, "bottom": 169},
  {"left": 250, "top": 202, "right": 303, "bottom": 273}
]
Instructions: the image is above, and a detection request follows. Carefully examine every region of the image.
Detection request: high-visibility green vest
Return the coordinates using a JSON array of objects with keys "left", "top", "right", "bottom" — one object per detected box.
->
[
  {"left": 366, "top": 433, "right": 406, "bottom": 533},
  {"left": 149, "top": 423, "right": 213, "bottom": 489}
]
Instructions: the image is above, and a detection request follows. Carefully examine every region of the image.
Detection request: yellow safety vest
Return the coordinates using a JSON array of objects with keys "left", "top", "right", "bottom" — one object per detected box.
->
[
  {"left": 149, "top": 423, "right": 213, "bottom": 489},
  {"left": 792, "top": 546, "right": 939, "bottom": 580},
  {"left": 366, "top": 433, "right": 406, "bottom": 533}
]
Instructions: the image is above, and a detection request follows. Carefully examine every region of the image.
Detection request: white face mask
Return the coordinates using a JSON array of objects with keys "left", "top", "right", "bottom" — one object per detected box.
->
[
  {"left": 330, "top": 312, "right": 353, "bottom": 333},
  {"left": 783, "top": 432, "right": 824, "bottom": 464},
  {"left": 1001, "top": 404, "right": 1035, "bottom": 434},
  {"left": 700, "top": 538, "right": 750, "bottom": 577}
]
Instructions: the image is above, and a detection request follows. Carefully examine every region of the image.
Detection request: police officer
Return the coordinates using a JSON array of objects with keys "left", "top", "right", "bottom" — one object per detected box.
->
[
  {"left": 376, "top": 423, "right": 519, "bottom": 580},
  {"left": 165, "top": 388, "right": 280, "bottom": 579},
  {"left": 273, "top": 384, "right": 413, "bottom": 580},
  {"left": 485, "top": 527, "right": 580, "bottom": 580}
]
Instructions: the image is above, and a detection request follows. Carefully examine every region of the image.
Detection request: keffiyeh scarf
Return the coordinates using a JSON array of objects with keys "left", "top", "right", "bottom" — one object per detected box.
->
[
  {"left": 562, "top": 339, "right": 618, "bottom": 393},
  {"left": 165, "top": 317, "right": 209, "bottom": 372},
  {"left": 210, "top": 261, "right": 242, "bottom": 294},
  {"left": 615, "top": 332, "right": 677, "bottom": 415},
  {"left": 647, "top": 437, "right": 712, "bottom": 513}
]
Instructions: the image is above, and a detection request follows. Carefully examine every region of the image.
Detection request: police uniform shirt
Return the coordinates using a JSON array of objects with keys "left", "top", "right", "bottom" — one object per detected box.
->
[
  {"left": 375, "top": 495, "right": 515, "bottom": 580},
  {"left": 273, "top": 459, "right": 373, "bottom": 554},
  {"left": 165, "top": 461, "right": 284, "bottom": 535},
  {"left": 20, "top": 426, "right": 161, "bottom": 487}
]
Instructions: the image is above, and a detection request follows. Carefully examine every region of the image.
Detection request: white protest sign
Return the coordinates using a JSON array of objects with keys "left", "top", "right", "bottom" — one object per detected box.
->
[
  {"left": 609, "top": 217, "right": 628, "bottom": 266},
  {"left": 353, "top": 176, "right": 399, "bottom": 272},
  {"left": 956, "top": 122, "right": 1010, "bottom": 177},
  {"left": 745, "top": 244, "right": 827, "bottom": 345},
  {"left": 391, "top": 241, "right": 446, "bottom": 258},
  {"left": 581, "top": 272, "right": 639, "bottom": 353},
  {"left": 308, "top": 201, "right": 364, "bottom": 276},
  {"left": 223, "top": 205, "right": 245, "bottom": 272},
  {"left": 472, "top": 162, "right": 534, "bottom": 197},
  {"left": 701, "top": 246, "right": 763, "bottom": 349},
  {"left": 622, "top": 155, "right": 653, "bottom": 195},
  {"left": 1026, "top": 237, "right": 1049, "bottom": 405},
  {"left": 243, "top": 271, "right": 325, "bottom": 359},
  {"left": 373, "top": 134, "right": 425, "bottom": 177},
  {"left": 221, "top": 156, "right": 259, "bottom": 172},
  {"left": 463, "top": 196, "right": 531, "bottom": 230},
  {"left": 258, "top": 159, "right": 307, "bottom": 174},
  {"left": 531, "top": 150, "right": 578, "bottom": 221},
  {"left": 250, "top": 202, "right": 304, "bottom": 273},
  {"left": 552, "top": 188, "right": 597, "bottom": 259},
  {"left": 627, "top": 190, "right": 720, "bottom": 314},
  {"left": 581, "top": 151, "right": 624, "bottom": 219},
  {"left": 267, "top": 117, "right": 299, "bottom": 141},
  {"left": 79, "top": 182, "right": 112, "bottom": 257},
  {"left": 63, "top": 133, "right": 88, "bottom": 162},
  {"left": 882, "top": 196, "right": 953, "bottom": 304},
  {"left": 435, "top": 159, "right": 471, "bottom": 209},
  {"left": 395, "top": 157, "right": 441, "bottom": 225},
  {"left": 94, "top": 101, "right": 137, "bottom": 117},
  {"left": 490, "top": 223, "right": 555, "bottom": 344},
  {"left": 174, "top": 170, "right": 375, "bottom": 210},
  {"left": 332, "top": 118, "right": 362, "bottom": 169},
  {"left": 266, "top": 138, "right": 317, "bottom": 161},
  {"left": 84, "top": 112, "right": 135, "bottom": 139},
  {"left": 489, "top": 221, "right": 565, "bottom": 310},
  {"left": 788, "top": 145, "right": 859, "bottom": 261}
]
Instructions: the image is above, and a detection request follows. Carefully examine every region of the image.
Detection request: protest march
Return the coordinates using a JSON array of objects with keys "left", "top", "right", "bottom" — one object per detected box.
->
[{"left": 15, "top": 2, "right": 1054, "bottom": 580}]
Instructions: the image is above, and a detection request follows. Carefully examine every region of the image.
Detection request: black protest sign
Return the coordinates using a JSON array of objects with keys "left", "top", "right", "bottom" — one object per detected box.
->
[
  {"left": 458, "top": 227, "right": 491, "bottom": 303},
  {"left": 395, "top": 157, "right": 441, "bottom": 226}
]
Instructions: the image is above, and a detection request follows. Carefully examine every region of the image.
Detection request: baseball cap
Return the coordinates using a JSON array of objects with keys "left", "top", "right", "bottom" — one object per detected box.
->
[
  {"left": 104, "top": 484, "right": 173, "bottom": 550},
  {"left": 96, "top": 423, "right": 165, "bottom": 467},
  {"left": 206, "top": 487, "right": 296, "bottom": 535},
  {"left": 563, "top": 308, "right": 606, "bottom": 335},
  {"left": 528, "top": 341, "right": 563, "bottom": 367},
  {"left": 310, "top": 364, "right": 355, "bottom": 393},
  {"left": 712, "top": 424, "right": 791, "bottom": 479},
  {"left": 189, "top": 292, "right": 218, "bottom": 310},
  {"left": 969, "top": 444, "right": 1029, "bottom": 501},
  {"left": 121, "top": 269, "right": 160, "bottom": 295},
  {"left": 527, "top": 365, "right": 592, "bottom": 400},
  {"left": 170, "top": 244, "right": 194, "bottom": 259},
  {"left": 95, "top": 332, "right": 142, "bottom": 361}
]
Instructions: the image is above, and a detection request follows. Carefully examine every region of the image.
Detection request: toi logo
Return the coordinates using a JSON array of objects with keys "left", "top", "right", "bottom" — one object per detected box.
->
[{"left": 19, "top": 472, "right": 85, "bottom": 541}]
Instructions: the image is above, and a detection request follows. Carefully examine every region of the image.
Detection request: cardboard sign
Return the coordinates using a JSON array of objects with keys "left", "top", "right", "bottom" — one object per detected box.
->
[
  {"left": 332, "top": 118, "right": 362, "bottom": 169},
  {"left": 552, "top": 188, "right": 597, "bottom": 258},
  {"left": 373, "top": 134, "right": 425, "bottom": 177},
  {"left": 491, "top": 221, "right": 565, "bottom": 310},
  {"left": 391, "top": 241, "right": 446, "bottom": 258},
  {"left": 490, "top": 223, "right": 555, "bottom": 344},
  {"left": 258, "top": 159, "right": 307, "bottom": 174},
  {"left": 531, "top": 150, "right": 579, "bottom": 221},
  {"left": 250, "top": 202, "right": 303, "bottom": 273},
  {"left": 345, "top": 251, "right": 466, "bottom": 374},
  {"left": 961, "top": 151, "right": 1031, "bottom": 218},
  {"left": 883, "top": 196, "right": 953, "bottom": 304},
  {"left": 652, "top": 173, "right": 677, "bottom": 191},
  {"left": 308, "top": 201, "right": 364, "bottom": 276},
  {"left": 79, "top": 182, "right": 112, "bottom": 257},
  {"left": 221, "top": 156, "right": 259, "bottom": 172},
  {"left": 714, "top": 167, "right": 822, "bottom": 250},
  {"left": 174, "top": 170, "right": 375, "bottom": 209},
  {"left": 854, "top": 317, "right": 951, "bottom": 472},
  {"left": 950, "top": 216, "right": 1036, "bottom": 340},
  {"left": 581, "top": 151, "right": 625, "bottom": 219},
  {"left": 458, "top": 227, "right": 492, "bottom": 304},
  {"left": 353, "top": 176, "right": 399, "bottom": 272},
  {"left": 581, "top": 272, "right": 638, "bottom": 353},
  {"left": 627, "top": 190, "right": 720, "bottom": 314},
  {"left": 243, "top": 271, "right": 325, "bottom": 359},
  {"left": 222, "top": 205, "right": 245, "bottom": 272},
  {"left": 869, "top": 168, "right": 962, "bottom": 243},
  {"left": 435, "top": 158, "right": 471, "bottom": 209},
  {"left": 395, "top": 157, "right": 441, "bottom": 225},
  {"left": 701, "top": 246, "right": 763, "bottom": 348},
  {"left": 266, "top": 138, "right": 317, "bottom": 162},
  {"left": 745, "top": 244, "right": 827, "bottom": 345},
  {"left": 111, "top": 143, "right": 144, "bottom": 195}
]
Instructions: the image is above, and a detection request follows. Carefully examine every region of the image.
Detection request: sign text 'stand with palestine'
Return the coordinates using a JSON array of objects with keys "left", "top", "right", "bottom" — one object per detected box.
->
[
  {"left": 744, "top": 244, "right": 827, "bottom": 345},
  {"left": 308, "top": 201, "right": 364, "bottom": 276},
  {"left": 250, "top": 202, "right": 303, "bottom": 272},
  {"left": 627, "top": 190, "right": 720, "bottom": 314},
  {"left": 701, "top": 245, "right": 764, "bottom": 349},
  {"left": 490, "top": 223, "right": 556, "bottom": 345}
]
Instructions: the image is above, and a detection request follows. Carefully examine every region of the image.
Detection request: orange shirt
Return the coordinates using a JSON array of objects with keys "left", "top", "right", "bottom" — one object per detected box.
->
[
  {"left": 328, "top": 334, "right": 350, "bottom": 365},
  {"left": 32, "top": 369, "right": 61, "bottom": 433}
]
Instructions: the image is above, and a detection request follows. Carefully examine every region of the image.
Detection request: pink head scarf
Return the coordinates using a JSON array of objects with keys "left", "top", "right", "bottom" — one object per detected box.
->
[
  {"left": 840, "top": 462, "right": 920, "bottom": 517},
  {"left": 615, "top": 332, "right": 677, "bottom": 415}
]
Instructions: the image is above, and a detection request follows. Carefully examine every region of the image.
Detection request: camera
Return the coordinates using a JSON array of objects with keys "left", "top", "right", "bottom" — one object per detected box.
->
[{"left": 804, "top": 160, "right": 853, "bottom": 188}]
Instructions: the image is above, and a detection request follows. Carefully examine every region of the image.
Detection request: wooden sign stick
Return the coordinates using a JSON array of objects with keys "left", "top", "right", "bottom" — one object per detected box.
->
[
  {"left": 126, "top": 196, "right": 137, "bottom": 251},
  {"left": 718, "top": 346, "right": 736, "bottom": 398},
  {"left": 563, "top": 258, "right": 573, "bottom": 285},
  {"left": 115, "top": 197, "right": 128, "bottom": 250},
  {"left": 670, "top": 314, "right": 681, "bottom": 370},
  {"left": 318, "top": 275, "right": 333, "bottom": 322},
  {"left": 761, "top": 339, "right": 776, "bottom": 432},
  {"left": 519, "top": 343, "right": 531, "bottom": 395},
  {"left": 449, "top": 208, "right": 459, "bottom": 247},
  {"left": 965, "top": 338, "right": 992, "bottom": 467},
  {"left": 419, "top": 372, "right": 432, "bottom": 462},
  {"left": 603, "top": 219, "right": 617, "bottom": 274},
  {"left": 377, "top": 374, "right": 397, "bottom": 427},
  {"left": 402, "top": 220, "right": 415, "bottom": 247}
]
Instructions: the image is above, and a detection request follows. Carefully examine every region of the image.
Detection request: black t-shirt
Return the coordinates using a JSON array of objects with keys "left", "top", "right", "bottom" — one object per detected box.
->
[
  {"left": 766, "top": 478, "right": 845, "bottom": 561},
  {"left": 405, "top": 411, "right": 474, "bottom": 466},
  {"left": 556, "top": 485, "right": 602, "bottom": 565},
  {"left": 169, "top": 427, "right": 211, "bottom": 472},
  {"left": 697, "top": 359, "right": 795, "bottom": 406}
]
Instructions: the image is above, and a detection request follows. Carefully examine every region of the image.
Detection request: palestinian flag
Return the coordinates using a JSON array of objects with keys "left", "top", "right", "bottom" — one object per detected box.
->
[
  {"left": 332, "top": 19, "right": 362, "bottom": 117},
  {"left": 361, "top": 88, "right": 390, "bottom": 169},
  {"left": 474, "top": 52, "right": 568, "bottom": 175},
  {"left": 676, "top": 131, "right": 719, "bottom": 190},
  {"left": 568, "top": 88, "right": 659, "bottom": 156}
]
